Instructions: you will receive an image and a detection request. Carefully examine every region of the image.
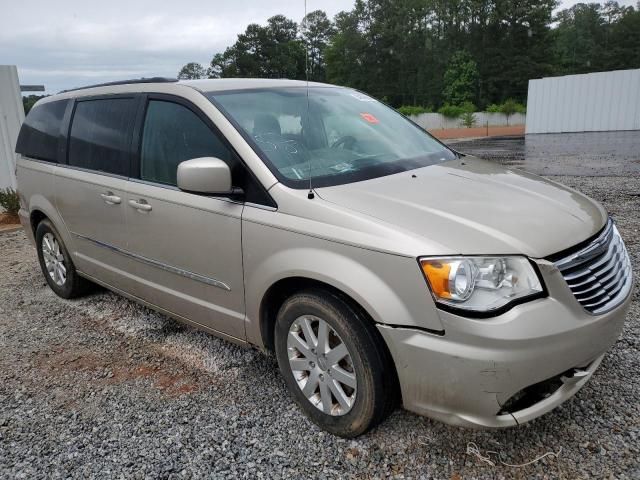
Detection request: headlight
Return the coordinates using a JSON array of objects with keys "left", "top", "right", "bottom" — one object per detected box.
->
[{"left": 419, "top": 256, "right": 544, "bottom": 314}]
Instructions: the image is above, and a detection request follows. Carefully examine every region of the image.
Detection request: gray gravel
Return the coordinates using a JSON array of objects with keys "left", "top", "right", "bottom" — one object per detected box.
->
[{"left": 1, "top": 139, "right": 639, "bottom": 478}]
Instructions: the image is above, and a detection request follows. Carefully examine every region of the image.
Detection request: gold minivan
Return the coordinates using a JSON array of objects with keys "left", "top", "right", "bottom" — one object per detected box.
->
[{"left": 16, "top": 78, "right": 633, "bottom": 437}]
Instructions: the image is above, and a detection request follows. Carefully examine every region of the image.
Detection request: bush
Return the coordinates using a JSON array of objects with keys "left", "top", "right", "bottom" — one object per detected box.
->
[
  {"left": 0, "top": 188, "right": 20, "bottom": 216},
  {"left": 459, "top": 101, "right": 476, "bottom": 113},
  {"left": 499, "top": 98, "right": 519, "bottom": 116},
  {"left": 397, "top": 105, "right": 432, "bottom": 116},
  {"left": 438, "top": 102, "right": 476, "bottom": 118},
  {"left": 438, "top": 104, "right": 465, "bottom": 118},
  {"left": 484, "top": 101, "right": 526, "bottom": 115},
  {"left": 489, "top": 99, "right": 526, "bottom": 115},
  {"left": 460, "top": 111, "right": 477, "bottom": 128}
]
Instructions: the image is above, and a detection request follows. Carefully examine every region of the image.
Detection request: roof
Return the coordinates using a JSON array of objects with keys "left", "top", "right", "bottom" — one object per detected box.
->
[
  {"left": 59, "top": 77, "right": 177, "bottom": 93},
  {"left": 179, "top": 78, "right": 333, "bottom": 92},
  {"left": 36, "top": 77, "right": 340, "bottom": 107}
]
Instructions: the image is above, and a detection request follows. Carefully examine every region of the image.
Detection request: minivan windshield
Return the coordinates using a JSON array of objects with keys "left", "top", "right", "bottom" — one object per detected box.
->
[{"left": 206, "top": 87, "right": 456, "bottom": 188}]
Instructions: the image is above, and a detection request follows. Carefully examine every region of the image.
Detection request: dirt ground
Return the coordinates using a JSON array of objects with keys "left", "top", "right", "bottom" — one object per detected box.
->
[
  {"left": 0, "top": 213, "right": 20, "bottom": 225},
  {"left": 0, "top": 213, "right": 21, "bottom": 234}
]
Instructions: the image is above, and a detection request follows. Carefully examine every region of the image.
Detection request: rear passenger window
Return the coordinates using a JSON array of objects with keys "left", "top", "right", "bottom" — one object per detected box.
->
[
  {"left": 15, "top": 99, "right": 68, "bottom": 162},
  {"left": 68, "top": 98, "right": 137, "bottom": 176},
  {"left": 140, "top": 100, "right": 235, "bottom": 186}
]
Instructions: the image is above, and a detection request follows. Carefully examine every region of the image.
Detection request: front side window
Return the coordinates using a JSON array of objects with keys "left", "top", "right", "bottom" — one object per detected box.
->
[
  {"left": 140, "top": 100, "right": 234, "bottom": 186},
  {"left": 207, "top": 87, "right": 456, "bottom": 188},
  {"left": 68, "top": 98, "right": 137, "bottom": 176},
  {"left": 15, "top": 99, "right": 68, "bottom": 162}
]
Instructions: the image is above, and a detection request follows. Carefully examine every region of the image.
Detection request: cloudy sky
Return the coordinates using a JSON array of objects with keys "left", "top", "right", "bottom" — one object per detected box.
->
[{"left": 2, "top": 0, "right": 636, "bottom": 94}]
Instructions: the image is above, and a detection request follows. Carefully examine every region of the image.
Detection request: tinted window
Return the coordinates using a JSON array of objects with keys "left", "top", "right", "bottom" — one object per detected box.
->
[
  {"left": 140, "top": 100, "right": 235, "bottom": 186},
  {"left": 15, "top": 99, "right": 68, "bottom": 162},
  {"left": 68, "top": 98, "right": 137, "bottom": 176}
]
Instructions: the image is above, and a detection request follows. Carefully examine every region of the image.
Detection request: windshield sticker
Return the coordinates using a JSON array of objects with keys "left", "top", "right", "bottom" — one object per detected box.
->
[{"left": 360, "top": 113, "right": 379, "bottom": 124}]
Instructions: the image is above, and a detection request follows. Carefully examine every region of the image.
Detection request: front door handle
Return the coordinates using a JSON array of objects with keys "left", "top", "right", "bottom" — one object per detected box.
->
[
  {"left": 128, "top": 199, "right": 152, "bottom": 212},
  {"left": 100, "top": 192, "right": 121, "bottom": 205}
]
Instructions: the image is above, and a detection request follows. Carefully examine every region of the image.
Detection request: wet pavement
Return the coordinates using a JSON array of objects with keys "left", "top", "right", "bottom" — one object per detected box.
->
[{"left": 448, "top": 131, "right": 640, "bottom": 177}]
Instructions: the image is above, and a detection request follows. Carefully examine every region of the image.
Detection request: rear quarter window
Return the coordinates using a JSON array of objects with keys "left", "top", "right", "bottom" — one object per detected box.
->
[
  {"left": 15, "top": 99, "right": 69, "bottom": 162},
  {"left": 68, "top": 98, "right": 137, "bottom": 176}
]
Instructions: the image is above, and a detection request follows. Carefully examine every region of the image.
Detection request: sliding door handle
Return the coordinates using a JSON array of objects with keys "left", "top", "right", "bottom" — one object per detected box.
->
[
  {"left": 128, "top": 199, "right": 152, "bottom": 212},
  {"left": 100, "top": 192, "right": 121, "bottom": 205}
]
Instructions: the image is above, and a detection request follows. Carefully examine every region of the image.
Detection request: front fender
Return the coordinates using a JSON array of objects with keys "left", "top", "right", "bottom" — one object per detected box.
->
[{"left": 242, "top": 219, "right": 444, "bottom": 347}]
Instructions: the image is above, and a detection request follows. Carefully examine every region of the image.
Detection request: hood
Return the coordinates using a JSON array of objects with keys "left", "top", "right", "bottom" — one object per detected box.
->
[{"left": 315, "top": 157, "right": 607, "bottom": 258}]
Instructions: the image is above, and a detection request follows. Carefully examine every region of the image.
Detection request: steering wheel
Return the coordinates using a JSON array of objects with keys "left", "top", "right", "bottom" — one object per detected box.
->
[{"left": 330, "top": 135, "right": 358, "bottom": 150}]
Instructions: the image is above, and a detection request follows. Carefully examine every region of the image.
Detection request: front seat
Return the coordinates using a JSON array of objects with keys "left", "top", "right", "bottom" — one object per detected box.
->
[{"left": 253, "top": 113, "right": 281, "bottom": 137}]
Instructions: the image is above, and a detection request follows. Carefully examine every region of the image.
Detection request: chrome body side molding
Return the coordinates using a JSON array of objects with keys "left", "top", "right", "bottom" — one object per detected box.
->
[{"left": 72, "top": 232, "right": 232, "bottom": 291}]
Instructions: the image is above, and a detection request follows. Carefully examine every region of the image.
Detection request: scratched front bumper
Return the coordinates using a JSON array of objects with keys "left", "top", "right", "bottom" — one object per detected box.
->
[{"left": 377, "top": 263, "right": 631, "bottom": 428}]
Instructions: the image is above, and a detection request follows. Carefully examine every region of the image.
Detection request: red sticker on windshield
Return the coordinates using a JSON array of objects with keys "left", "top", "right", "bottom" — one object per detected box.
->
[{"left": 360, "top": 113, "right": 379, "bottom": 124}]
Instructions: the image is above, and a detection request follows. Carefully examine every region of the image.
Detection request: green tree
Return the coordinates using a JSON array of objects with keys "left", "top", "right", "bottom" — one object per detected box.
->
[
  {"left": 208, "top": 53, "right": 228, "bottom": 78},
  {"left": 499, "top": 98, "right": 524, "bottom": 125},
  {"left": 553, "top": 4, "right": 606, "bottom": 74},
  {"left": 208, "top": 15, "right": 305, "bottom": 79},
  {"left": 22, "top": 95, "right": 46, "bottom": 114},
  {"left": 188, "top": 1, "right": 640, "bottom": 109},
  {"left": 460, "top": 111, "right": 477, "bottom": 128},
  {"left": 603, "top": 3, "right": 640, "bottom": 70},
  {"left": 177, "top": 62, "right": 206, "bottom": 79},
  {"left": 301, "top": 10, "right": 335, "bottom": 81},
  {"left": 442, "top": 51, "right": 479, "bottom": 106},
  {"left": 325, "top": 9, "right": 368, "bottom": 90}
]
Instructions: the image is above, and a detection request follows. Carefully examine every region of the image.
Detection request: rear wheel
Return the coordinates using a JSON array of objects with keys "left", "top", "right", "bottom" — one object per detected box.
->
[
  {"left": 35, "top": 219, "right": 90, "bottom": 298},
  {"left": 274, "top": 289, "right": 397, "bottom": 437}
]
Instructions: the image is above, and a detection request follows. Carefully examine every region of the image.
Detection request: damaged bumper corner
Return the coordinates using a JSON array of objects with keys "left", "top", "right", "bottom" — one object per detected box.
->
[{"left": 377, "top": 292, "right": 630, "bottom": 428}]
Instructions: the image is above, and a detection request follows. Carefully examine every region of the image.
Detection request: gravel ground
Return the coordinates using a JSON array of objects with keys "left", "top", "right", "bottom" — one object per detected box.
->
[{"left": 1, "top": 140, "right": 639, "bottom": 478}]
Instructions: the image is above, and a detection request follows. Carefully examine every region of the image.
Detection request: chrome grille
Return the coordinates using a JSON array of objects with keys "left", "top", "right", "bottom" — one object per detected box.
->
[{"left": 555, "top": 220, "right": 632, "bottom": 315}]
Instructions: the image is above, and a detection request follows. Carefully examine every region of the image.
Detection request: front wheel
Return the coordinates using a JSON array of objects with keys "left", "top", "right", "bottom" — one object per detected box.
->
[{"left": 274, "top": 289, "right": 397, "bottom": 437}]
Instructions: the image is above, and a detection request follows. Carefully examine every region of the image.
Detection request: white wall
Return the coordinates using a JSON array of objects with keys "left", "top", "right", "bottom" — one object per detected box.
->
[
  {"left": 410, "top": 112, "right": 526, "bottom": 130},
  {"left": 0, "top": 65, "right": 24, "bottom": 190},
  {"left": 526, "top": 69, "right": 640, "bottom": 134}
]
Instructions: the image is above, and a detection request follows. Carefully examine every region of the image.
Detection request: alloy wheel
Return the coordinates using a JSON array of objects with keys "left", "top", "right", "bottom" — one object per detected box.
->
[
  {"left": 287, "top": 315, "right": 357, "bottom": 416},
  {"left": 42, "top": 232, "right": 66, "bottom": 286}
]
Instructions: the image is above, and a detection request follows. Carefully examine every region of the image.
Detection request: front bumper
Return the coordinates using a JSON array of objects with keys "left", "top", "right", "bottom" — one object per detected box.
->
[{"left": 378, "top": 260, "right": 632, "bottom": 428}]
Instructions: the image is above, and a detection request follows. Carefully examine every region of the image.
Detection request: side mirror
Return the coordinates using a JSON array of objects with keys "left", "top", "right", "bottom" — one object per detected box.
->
[{"left": 177, "top": 157, "right": 237, "bottom": 195}]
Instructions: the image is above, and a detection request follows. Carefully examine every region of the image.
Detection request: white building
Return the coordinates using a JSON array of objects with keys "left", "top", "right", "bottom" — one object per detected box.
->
[
  {"left": 0, "top": 65, "right": 24, "bottom": 190},
  {"left": 526, "top": 68, "right": 640, "bottom": 134}
]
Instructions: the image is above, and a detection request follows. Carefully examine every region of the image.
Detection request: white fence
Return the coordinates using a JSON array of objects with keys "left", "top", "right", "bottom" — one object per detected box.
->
[
  {"left": 409, "top": 112, "right": 526, "bottom": 130},
  {"left": 0, "top": 65, "right": 24, "bottom": 191},
  {"left": 526, "top": 69, "right": 640, "bottom": 134}
]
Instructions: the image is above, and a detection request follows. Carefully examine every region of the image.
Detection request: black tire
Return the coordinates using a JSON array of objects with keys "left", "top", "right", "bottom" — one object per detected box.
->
[
  {"left": 35, "top": 219, "right": 90, "bottom": 299},
  {"left": 274, "top": 289, "right": 398, "bottom": 437}
]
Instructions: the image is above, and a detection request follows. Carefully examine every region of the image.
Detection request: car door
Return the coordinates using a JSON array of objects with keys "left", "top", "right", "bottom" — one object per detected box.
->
[
  {"left": 123, "top": 95, "right": 245, "bottom": 339},
  {"left": 54, "top": 95, "right": 139, "bottom": 289}
]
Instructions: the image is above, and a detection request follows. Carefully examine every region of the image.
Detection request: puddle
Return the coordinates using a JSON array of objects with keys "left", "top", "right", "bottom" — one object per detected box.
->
[{"left": 449, "top": 131, "right": 640, "bottom": 176}]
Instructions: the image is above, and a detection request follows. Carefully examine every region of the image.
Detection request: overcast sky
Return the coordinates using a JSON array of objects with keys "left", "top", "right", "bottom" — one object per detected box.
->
[{"left": 1, "top": 0, "right": 636, "bottom": 94}]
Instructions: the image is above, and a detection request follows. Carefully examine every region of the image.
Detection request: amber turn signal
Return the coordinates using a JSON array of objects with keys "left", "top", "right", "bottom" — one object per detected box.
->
[{"left": 420, "top": 260, "right": 452, "bottom": 299}]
